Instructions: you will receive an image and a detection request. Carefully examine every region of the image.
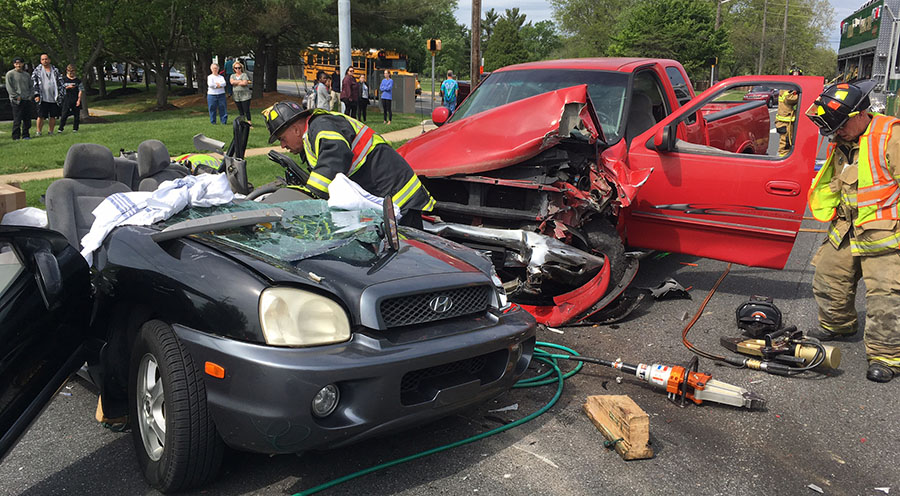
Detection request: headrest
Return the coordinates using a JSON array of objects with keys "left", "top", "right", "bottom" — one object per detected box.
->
[
  {"left": 632, "top": 92, "right": 653, "bottom": 110},
  {"left": 63, "top": 143, "right": 116, "bottom": 180},
  {"left": 137, "top": 139, "right": 172, "bottom": 178}
]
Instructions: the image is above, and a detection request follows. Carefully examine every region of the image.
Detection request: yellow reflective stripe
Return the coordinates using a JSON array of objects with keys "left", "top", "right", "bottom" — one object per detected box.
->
[
  {"left": 827, "top": 224, "right": 844, "bottom": 246},
  {"left": 775, "top": 115, "right": 795, "bottom": 122},
  {"left": 870, "top": 356, "right": 900, "bottom": 367},
  {"left": 422, "top": 196, "right": 436, "bottom": 212},
  {"left": 394, "top": 175, "right": 422, "bottom": 207},
  {"left": 849, "top": 231, "right": 900, "bottom": 254},
  {"left": 314, "top": 131, "right": 349, "bottom": 156},
  {"left": 841, "top": 192, "right": 857, "bottom": 205},
  {"left": 307, "top": 171, "right": 332, "bottom": 192}
]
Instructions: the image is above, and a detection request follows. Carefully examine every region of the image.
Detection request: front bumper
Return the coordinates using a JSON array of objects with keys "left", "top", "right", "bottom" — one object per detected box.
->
[{"left": 173, "top": 308, "right": 535, "bottom": 454}]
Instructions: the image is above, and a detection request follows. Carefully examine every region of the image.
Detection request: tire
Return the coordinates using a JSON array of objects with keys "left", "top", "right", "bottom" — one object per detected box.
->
[
  {"left": 129, "top": 320, "right": 223, "bottom": 493},
  {"left": 581, "top": 219, "right": 627, "bottom": 288}
]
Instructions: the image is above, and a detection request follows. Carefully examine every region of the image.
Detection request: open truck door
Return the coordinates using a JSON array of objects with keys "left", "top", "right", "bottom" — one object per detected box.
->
[
  {"left": 623, "top": 75, "right": 824, "bottom": 269},
  {"left": 0, "top": 226, "right": 90, "bottom": 461}
]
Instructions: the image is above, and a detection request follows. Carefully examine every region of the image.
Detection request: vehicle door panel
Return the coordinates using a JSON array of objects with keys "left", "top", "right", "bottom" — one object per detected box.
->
[
  {"left": 0, "top": 226, "right": 90, "bottom": 461},
  {"left": 623, "top": 75, "right": 824, "bottom": 269}
]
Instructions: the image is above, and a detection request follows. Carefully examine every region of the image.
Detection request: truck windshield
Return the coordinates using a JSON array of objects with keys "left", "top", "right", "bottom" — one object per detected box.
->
[{"left": 449, "top": 69, "right": 629, "bottom": 140}]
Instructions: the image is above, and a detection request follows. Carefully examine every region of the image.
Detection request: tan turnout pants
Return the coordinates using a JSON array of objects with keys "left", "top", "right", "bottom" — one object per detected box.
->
[{"left": 812, "top": 236, "right": 900, "bottom": 369}]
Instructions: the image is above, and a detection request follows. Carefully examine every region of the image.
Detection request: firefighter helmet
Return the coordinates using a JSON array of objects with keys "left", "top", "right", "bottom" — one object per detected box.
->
[
  {"left": 805, "top": 80, "right": 876, "bottom": 136},
  {"left": 262, "top": 101, "right": 310, "bottom": 144}
]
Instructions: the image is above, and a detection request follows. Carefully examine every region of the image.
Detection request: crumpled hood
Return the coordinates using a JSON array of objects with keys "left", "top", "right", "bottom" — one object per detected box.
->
[{"left": 399, "top": 85, "right": 605, "bottom": 177}]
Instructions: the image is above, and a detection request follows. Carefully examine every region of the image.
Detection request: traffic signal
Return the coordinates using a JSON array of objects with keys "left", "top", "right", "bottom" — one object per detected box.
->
[{"left": 427, "top": 39, "right": 442, "bottom": 52}]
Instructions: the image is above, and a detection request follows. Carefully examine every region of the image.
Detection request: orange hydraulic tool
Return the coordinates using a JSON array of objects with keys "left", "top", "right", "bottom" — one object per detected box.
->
[{"left": 609, "top": 356, "right": 765, "bottom": 409}]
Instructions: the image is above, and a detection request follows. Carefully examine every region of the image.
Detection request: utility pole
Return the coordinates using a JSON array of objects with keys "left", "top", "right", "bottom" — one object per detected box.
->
[
  {"left": 471, "top": 0, "right": 482, "bottom": 85},
  {"left": 715, "top": 0, "right": 722, "bottom": 30},
  {"left": 779, "top": 0, "right": 789, "bottom": 74},
  {"left": 758, "top": 0, "right": 767, "bottom": 74},
  {"left": 338, "top": 0, "right": 351, "bottom": 79}
]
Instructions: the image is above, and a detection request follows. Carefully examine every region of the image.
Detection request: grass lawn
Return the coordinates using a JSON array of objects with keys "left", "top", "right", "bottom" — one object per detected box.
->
[
  {"left": 0, "top": 106, "right": 423, "bottom": 176},
  {"left": 16, "top": 127, "right": 414, "bottom": 209}
]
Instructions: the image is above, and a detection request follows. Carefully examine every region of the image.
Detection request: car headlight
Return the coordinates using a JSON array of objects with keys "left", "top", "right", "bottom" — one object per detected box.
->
[
  {"left": 259, "top": 287, "right": 351, "bottom": 346},
  {"left": 489, "top": 265, "right": 510, "bottom": 310}
]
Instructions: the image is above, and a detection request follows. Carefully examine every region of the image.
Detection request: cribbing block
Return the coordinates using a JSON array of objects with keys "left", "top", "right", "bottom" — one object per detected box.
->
[{"left": 583, "top": 395, "right": 653, "bottom": 460}]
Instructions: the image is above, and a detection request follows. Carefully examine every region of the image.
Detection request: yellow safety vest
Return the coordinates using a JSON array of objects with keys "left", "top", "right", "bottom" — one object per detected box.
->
[{"left": 809, "top": 114, "right": 900, "bottom": 225}]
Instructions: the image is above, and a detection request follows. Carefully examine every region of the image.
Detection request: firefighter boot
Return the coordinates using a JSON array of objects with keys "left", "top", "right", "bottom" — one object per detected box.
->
[{"left": 867, "top": 362, "right": 894, "bottom": 383}]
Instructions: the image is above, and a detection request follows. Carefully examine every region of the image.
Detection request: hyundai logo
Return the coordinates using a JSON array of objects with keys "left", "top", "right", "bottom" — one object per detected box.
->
[{"left": 429, "top": 295, "right": 453, "bottom": 314}]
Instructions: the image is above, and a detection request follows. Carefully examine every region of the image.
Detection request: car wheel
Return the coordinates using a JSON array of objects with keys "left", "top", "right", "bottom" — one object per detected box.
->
[
  {"left": 129, "top": 320, "right": 223, "bottom": 493},
  {"left": 768, "top": 97, "right": 776, "bottom": 108},
  {"left": 581, "top": 219, "right": 627, "bottom": 288}
]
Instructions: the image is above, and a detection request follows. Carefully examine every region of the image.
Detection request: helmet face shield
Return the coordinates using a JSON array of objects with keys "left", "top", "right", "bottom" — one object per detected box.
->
[
  {"left": 805, "top": 80, "right": 876, "bottom": 137},
  {"left": 805, "top": 101, "right": 848, "bottom": 136}
]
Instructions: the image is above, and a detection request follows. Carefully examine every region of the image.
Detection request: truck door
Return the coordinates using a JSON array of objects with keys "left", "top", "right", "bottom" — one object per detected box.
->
[
  {"left": 623, "top": 75, "right": 824, "bottom": 269},
  {"left": 0, "top": 226, "right": 90, "bottom": 461}
]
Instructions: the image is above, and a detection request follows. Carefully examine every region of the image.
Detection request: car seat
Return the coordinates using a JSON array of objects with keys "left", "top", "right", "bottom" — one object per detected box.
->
[
  {"left": 137, "top": 139, "right": 190, "bottom": 191},
  {"left": 45, "top": 143, "right": 132, "bottom": 250},
  {"left": 114, "top": 155, "right": 140, "bottom": 190},
  {"left": 625, "top": 91, "right": 657, "bottom": 144}
]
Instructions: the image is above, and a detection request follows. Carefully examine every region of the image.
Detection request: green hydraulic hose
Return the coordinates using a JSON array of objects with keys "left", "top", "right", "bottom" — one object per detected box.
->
[{"left": 292, "top": 341, "right": 581, "bottom": 496}]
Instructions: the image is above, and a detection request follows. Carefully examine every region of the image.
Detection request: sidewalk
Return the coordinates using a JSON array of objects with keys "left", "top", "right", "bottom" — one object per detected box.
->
[{"left": 0, "top": 121, "right": 436, "bottom": 184}]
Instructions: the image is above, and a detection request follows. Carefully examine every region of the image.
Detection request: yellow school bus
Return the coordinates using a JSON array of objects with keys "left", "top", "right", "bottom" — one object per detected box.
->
[{"left": 302, "top": 43, "right": 419, "bottom": 94}]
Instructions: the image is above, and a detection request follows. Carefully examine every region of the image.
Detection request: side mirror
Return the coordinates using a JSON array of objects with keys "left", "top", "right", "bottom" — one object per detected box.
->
[
  {"left": 432, "top": 107, "right": 450, "bottom": 127},
  {"left": 33, "top": 249, "right": 63, "bottom": 311},
  {"left": 651, "top": 124, "right": 677, "bottom": 152}
]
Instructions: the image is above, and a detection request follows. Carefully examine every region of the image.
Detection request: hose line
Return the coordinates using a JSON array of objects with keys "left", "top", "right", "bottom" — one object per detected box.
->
[{"left": 293, "top": 341, "right": 581, "bottom": 496}]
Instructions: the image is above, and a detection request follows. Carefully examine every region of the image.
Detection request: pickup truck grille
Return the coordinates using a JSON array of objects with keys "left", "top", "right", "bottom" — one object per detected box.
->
[{"left": 380, "top": 285, "right": 492, "bottom": 328}]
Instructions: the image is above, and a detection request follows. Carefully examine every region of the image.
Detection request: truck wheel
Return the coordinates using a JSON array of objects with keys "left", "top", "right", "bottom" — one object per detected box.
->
[
  {"left": 581, "top": 219, "right": 627, "bottom": 288},
  {"left": 129, "top": 320, "right": 223, "bottom": 493}
]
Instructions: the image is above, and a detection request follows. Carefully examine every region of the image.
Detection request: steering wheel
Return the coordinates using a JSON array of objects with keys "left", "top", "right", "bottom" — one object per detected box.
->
[{"left": 267, "top": 150, "right": 310, "bottom": 186}]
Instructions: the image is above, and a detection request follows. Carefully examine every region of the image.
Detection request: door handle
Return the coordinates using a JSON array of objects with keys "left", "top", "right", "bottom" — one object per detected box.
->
[{"left": 765, "top": 180, "right": 800, "bottom": 196}]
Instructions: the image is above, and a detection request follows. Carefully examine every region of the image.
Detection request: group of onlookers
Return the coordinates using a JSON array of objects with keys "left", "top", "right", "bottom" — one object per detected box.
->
[
  {"left": 206, "top": 57, "right": 253, "bottom": 126},
  {"left": 6, "top": 53, "right": 84, "bottom": 140},
  {"left": 306, "top": 67, "right": 394, "bottom": 124}
]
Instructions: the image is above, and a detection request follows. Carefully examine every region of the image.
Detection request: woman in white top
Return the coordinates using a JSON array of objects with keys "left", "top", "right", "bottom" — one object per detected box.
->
[{"left": 207, "top": 63, "right": 227, "bottom": 124}]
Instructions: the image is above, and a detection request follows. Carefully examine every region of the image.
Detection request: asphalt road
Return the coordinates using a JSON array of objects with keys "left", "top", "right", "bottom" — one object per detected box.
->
[{"left": 2, "top": 208, "right": 897, "bottom": 495}]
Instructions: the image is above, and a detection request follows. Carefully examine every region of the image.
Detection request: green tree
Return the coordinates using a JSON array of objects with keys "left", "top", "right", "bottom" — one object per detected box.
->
[
  {"left": 406, "top": 0, "right": 469, "bottom": 79},
  {"left": 721, "top": 0, "right": 835, "bottom": 78},
  {"left": 0, "top": 0, "right": 113, "bottom": 115},
  {"left": 483, "top": 16, "right": 528, "bottom": 72},
  {"left": 520, "top": 20, "right": 562, "bottom": 62},
  {"left": 549, "top": 0, "right": 635, "bottom": 56},
  {"left": 608, "top": 0, "right": 730, "bottom": 82},
  {"left": 483, "top": 8, "right": 500, "bottom": 48}
]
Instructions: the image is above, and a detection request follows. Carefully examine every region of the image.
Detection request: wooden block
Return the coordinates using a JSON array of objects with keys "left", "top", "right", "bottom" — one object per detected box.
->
[
  {"left": 0, "top": 183, "right": 26, "bottom": 222},
  {"left": 583, "top": 394, "right": 653, "bottom": 460}
]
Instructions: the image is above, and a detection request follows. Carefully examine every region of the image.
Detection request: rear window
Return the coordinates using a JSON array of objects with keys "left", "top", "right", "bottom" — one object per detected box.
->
[{"left": 449, "top": 69, "right": 630, "bottom": 141}]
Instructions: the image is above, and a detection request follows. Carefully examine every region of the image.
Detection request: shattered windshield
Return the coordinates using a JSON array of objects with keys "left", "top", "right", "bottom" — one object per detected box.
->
[
  {"left": 449, "top": 69, "right": 629, "bottom": 141},
  {"left": 159, "top": 200, "right": 384, "bottom": 262}
]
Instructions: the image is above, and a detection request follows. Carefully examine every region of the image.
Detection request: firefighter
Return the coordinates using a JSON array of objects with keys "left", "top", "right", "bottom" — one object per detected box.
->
[
  {"left": 262, "top": 101, "right": 434, "bottom": 228},
  {"left": 805, "top": 79, "right": 900, "bottom": 383},
  {"left": 775, "top": 67, "right": 802, "bottom": 157}
]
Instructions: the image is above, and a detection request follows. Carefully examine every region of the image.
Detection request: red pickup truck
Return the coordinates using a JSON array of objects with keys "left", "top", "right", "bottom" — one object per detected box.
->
[{"left": 399, "top": 58, "right": 822, "bottom": 325}]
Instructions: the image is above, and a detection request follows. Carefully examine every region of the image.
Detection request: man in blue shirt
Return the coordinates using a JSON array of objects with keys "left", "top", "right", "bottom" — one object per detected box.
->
[{"left": 440, "top": 70, "right": 458, "bottom": 114}]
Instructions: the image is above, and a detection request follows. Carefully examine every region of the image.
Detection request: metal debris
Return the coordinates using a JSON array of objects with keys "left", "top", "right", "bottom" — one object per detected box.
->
[
  {"left": 489, "top": 403, "right": 519, "bottom": 413},
  {"left": 807, "top": 483, "right": 824, "bottom": 494},
  {"left": 875, "top": 488, "right": 890, "bottom": 494},
  {"left": 648, "top": 278, "right": 692, "bottom": 300}
]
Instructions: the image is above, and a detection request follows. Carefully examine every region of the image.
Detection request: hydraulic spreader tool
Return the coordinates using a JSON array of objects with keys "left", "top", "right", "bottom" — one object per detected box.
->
[{"left": 546, "top": 351, "right": 765, "bottom": 410}]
